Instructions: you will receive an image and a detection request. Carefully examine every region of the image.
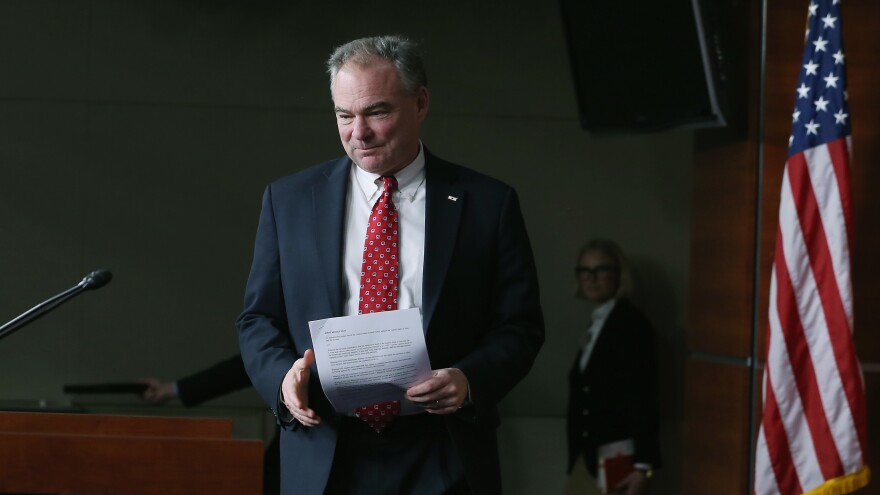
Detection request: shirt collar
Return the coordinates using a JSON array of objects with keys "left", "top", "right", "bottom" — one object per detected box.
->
[
  {"left": 591, "top": 298, "right": 618, "bottom": 322},
  {"left": 353, "top": 142, "right": 426, "bottom": 203}
]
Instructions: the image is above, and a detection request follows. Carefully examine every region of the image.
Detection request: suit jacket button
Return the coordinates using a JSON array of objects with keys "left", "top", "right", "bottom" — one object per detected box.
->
[
  {"left": 582, "top": 409, "right": 589, "bottom": 416},
  {"left": 581, "top": 432, "right": 589, "bottom": 438},
  {"left": 582, "top": 386, "right": 590, "bottom": 392}
]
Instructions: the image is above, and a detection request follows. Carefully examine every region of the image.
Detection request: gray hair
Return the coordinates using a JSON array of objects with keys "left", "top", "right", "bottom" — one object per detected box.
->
[
  {"left": 575, "top": 238, "right": 634, "bottom": 299},
  {"left": 326, "top": 35, "right": 427, "bottom": 94}
]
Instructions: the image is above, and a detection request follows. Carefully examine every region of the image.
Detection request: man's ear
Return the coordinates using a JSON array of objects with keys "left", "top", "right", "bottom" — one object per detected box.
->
[{"left": 416, "top": 87, "right": 430, "bottom": 120}]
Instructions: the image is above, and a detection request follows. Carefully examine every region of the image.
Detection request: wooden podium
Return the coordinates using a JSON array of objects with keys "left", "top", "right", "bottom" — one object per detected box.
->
[{"left": 0, "top": 411, "right": 264, "bottom": 494}]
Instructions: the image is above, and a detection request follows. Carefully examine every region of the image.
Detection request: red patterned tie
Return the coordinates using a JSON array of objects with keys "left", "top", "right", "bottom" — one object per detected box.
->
[{"left": 354, "top": 175, "right": 401, "bottom": 432}]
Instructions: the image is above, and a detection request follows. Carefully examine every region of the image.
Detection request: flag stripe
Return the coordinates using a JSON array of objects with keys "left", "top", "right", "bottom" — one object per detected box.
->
[
  {"left": 755, "top": 429, "right": 779, "bottom": 494},
  {"left": 788, "top": 151, "right": 866, "bottom": 468},
  {"left": 825, "top": 138, "right": 867, "bottom": 458},
  {"left": 804, "top": 139, "right": 852, "bottom": 333},
  {"left": 762, "top": 372, "right": 804, "bottom": 494},
  {"left": 769, "top": 235, "right": 827, "bottom": 490},
  {"left": 755, "top": 271, "right": 819, "bottom": 495},
  {"left": 801, "top": 142, "right": 852, "bottom": 324},
  {"left": 773, "top": 220, "right": 843, "bottom": 481},
  {"left": 827, "top": 138, "right": 854, "bottom": 253}
]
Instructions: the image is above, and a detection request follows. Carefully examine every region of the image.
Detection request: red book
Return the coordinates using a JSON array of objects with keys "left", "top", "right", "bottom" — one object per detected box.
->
[
  {"left": 602, "top": 453, "right": 634, "bottom": 493},
  {"left": 598, "top": 439, "right": 635, "bottom": 494}
]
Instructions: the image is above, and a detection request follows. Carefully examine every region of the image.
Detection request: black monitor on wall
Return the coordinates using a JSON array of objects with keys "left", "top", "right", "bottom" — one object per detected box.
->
[{"left": 559, "top": 0, "right": 727, "bottom": 134}]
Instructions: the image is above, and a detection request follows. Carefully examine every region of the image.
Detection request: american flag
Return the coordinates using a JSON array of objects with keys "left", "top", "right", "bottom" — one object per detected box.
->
[{"left": 753, "top": 1, "right": 870, "bottom": 494}]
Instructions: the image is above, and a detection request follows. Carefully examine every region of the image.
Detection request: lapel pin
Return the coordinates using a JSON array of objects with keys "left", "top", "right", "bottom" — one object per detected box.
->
[{"left": 447, "top": 195, "right": 458, "bottom": 202}]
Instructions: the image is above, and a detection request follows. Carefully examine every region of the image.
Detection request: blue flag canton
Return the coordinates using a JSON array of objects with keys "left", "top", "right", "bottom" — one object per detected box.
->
[{"left": 788, "top": 0, "right": 850, "bottom": 157}]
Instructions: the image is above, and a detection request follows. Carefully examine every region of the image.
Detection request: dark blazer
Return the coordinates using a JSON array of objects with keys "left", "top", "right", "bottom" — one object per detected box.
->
[
  {"left": 236, "top": 150, "right": 544, "bottom": 495},
  {"left": 566, "top": 298, "right": 662, "bottom": 476},
  {"left": 176, "top": 355, "right": 251, "bottom": 407}
]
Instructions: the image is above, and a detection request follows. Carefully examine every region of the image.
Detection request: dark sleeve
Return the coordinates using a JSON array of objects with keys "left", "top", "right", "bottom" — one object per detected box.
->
[
  {"left": 177, "top": 355, "right": 252, "bottom": 407},
  {"left": 235, "top": 185, "right": 299, "bottom": 423}
]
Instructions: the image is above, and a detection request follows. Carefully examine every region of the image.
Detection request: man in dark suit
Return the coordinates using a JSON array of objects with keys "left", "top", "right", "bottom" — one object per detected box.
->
[
  {"left": 236, "top": 35, "right": 544, "bottom": 495},
  {"left": 566, "top": 239, "right": 661, "bottom": 495}
]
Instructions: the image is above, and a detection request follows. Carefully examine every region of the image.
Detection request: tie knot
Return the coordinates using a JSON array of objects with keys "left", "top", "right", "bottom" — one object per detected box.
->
[{"left": 381, "top": 176, "right": 398, "bottom": 193}]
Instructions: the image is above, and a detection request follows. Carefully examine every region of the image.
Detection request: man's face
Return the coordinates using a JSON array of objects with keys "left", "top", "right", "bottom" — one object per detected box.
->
[{"left": 331, "top": 59, "right": 429, "bottom": 176}]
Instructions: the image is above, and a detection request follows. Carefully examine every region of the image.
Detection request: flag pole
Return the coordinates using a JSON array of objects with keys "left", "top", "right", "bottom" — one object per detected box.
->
[{"left": 746, "top": 0, "right": 769, "bottom": 493}]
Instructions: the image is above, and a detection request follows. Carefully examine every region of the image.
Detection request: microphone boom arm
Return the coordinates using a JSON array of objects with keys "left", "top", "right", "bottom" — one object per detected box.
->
[{"left": 0, "top": 270, "right": 112, "bottom": 342}]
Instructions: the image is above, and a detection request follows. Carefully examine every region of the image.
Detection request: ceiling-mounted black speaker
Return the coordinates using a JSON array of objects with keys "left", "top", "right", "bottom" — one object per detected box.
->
[{"left": 559, "top": 0, "right": 728, "bottom": 134}]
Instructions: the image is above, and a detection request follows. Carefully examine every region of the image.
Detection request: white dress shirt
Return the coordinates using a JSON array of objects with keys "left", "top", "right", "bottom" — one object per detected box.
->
[
  {"left": 342, "top": 145, "right": 426, "bottom": 316},
  {"left": 578, "top": 298, "right": 617, "bottom": 372}
]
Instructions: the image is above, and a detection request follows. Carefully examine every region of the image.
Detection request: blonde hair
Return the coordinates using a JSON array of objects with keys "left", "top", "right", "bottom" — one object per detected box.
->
[{"left": 574, "top": 238, "right": 633, "bottom": 300}]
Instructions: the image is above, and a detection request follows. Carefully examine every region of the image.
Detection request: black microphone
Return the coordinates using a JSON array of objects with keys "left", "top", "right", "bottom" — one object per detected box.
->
[
  {"left": 0, "top": 269, "right": 114, "bottom": 342},
  {"left": 79, "top": 269, "right": 113, "bottom": 290}
]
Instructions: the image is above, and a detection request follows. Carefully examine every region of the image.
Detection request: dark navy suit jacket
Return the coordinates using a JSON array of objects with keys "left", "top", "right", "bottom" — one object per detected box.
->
[
  {"left": 567, "top": 298, "right": 662, "bottom": 476},
  {"left": 237, "top": 150, "right": 544, "bottom": 495}
]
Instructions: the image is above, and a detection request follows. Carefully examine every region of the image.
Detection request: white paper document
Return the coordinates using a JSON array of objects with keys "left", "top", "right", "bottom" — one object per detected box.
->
[{"left": 308, "top": 308, "right": 433, "bottom": 413}]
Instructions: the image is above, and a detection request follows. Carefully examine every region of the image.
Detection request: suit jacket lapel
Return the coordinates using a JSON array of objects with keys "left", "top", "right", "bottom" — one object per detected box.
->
[
  {"left": 312, "top": 157, "right": 350, "bottom": 316},
  {"left": 422, "top": 152, "right": 464, "bottom": 333}
]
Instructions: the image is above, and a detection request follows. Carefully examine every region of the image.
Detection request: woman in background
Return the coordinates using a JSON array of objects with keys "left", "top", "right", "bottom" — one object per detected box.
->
[{"left": 566, "top": 239, "right": 661, "bottom": 495}]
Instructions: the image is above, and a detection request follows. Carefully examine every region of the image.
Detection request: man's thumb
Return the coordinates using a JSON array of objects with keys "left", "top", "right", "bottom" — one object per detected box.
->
[{"left": 303, "top": 349, "right": 315, "bottom": 367}]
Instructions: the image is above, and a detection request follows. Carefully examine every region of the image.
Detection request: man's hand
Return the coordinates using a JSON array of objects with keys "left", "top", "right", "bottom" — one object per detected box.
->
[
  {"left": 281, "top": 349, "right": 322, "bottom": 427},
  {"left": 610, "top": 469, "right": 648, "bottom": 495},
  {"left": 405, "top": 368, "right": 469, "bottom": 415}
]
